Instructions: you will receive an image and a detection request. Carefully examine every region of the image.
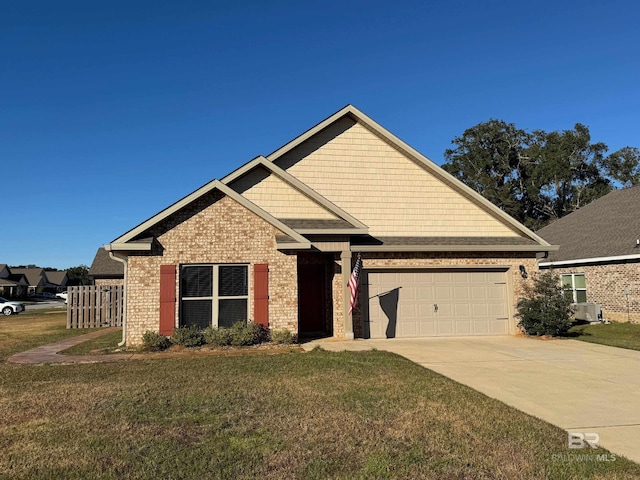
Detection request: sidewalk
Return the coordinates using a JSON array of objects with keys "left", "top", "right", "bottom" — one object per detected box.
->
[{"left": 7, "top": 328, "right": 134, "bottom": 364}]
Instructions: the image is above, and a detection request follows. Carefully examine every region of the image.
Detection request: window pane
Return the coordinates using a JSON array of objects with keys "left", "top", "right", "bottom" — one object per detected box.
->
[
  {"left": 576, "top": 290, "right": 587, "bottom": 303},
  {"left": 218, "top": 266, "right": 248, "bottom": 297},
  {"left": 561, "top": 275, "right": 573, "bottom": 288},
  {"left": 574, "top": 275, "right": 586, "bottom": 289},
  {"left": 182, "top": 266, "right": 213, "bottom": 298},
  {"left": 181, "top": 300, "right": 212, "bottom": 329},
  {"left": 218, "top": 299, "right": 247, "bottom": 328}
]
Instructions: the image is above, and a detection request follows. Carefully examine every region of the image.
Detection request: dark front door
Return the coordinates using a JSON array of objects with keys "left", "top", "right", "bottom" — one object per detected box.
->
[{"left": 298, "top": 263, "right": 326, "bottom": 336}]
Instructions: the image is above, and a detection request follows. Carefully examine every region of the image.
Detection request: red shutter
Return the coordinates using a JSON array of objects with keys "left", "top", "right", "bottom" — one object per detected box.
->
[
  {"left": 159, "top": 264, "right": 176, "bottom": 336},
  {"left": 254, "top": 264, "right": 269, "bottom": 327}
]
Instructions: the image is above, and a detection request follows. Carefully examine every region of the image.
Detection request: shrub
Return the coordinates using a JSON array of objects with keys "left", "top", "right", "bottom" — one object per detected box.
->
[
  {"left": 171, "top": 325, "right": 205, "bottom": 347},
  {"left": 270, "top": 329, "right": 295, "bottom": 344},
  {"left": 141, "top": 331, "right": 171, "bottom": 351},
  {"left": 517, "top": 271, "right": 574, "bottom": 336},
  {"left": 229, "top": 321, "right": 268, "bottom": 346},
  {"left": 203, "top": 326, "right": 234, "bottom": 346},
  {"left": 203, "top": 322, "right": 269, "bottom": 347}
]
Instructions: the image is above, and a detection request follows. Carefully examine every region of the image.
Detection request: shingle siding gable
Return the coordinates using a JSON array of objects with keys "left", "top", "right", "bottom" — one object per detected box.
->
[{"left": 274, "top": 117, "right": 520, "bottom": 238}]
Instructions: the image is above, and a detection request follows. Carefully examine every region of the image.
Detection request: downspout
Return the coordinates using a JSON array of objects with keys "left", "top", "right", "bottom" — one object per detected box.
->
[{"left": 108, "top": 250, "right": 128, "bottom": 347}]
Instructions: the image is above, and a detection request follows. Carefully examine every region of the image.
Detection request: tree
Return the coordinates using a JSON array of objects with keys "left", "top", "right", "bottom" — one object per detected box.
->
[
  {"left": 600, "top": 146, "right": 640, "bottom": 187},
  {"left": 527, "top": 124, "right": 611, "bottom": 223},
  {"left": 443, "top": 120, "right": 636, "bottom": 229},
  {"left": 443, "top": 119, "right": 534, "bottom": 225},
  {"left": 66, "top": 265, "right": 90, "bottom": 286}
]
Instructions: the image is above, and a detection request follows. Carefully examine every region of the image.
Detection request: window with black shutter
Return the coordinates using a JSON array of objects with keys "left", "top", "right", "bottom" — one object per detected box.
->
[{"left": 180, "top": 264, "right": 248, "bottom": 328}]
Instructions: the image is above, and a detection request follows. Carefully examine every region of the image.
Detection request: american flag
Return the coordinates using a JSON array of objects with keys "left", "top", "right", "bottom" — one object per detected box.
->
[{"left": 348, "top": 253, "right": 362, "bottom": 315}]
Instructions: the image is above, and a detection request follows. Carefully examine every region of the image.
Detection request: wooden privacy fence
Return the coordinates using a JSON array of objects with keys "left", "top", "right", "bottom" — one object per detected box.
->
[{"left": 67, "top": 285, "right": 124, "bottom": 328}]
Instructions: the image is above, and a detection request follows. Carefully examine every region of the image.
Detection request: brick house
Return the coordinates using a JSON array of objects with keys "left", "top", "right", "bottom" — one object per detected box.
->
[
  {"left": 88, "top": 247, "right": 125, "bottom": 286},
  {"left": 105, "top": 105, "right": 555, "bottom": 345},
  {"left": 537, "top": 185, "right": 640, "bottom": 323}
]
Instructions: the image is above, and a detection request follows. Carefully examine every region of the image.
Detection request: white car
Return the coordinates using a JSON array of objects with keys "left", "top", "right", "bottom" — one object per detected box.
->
[
  {"left": 0, "top": 297, "right": 25, "bottom": 316},
  {"left": 56, "top": 291, "right": 68, "bottom": 301}
]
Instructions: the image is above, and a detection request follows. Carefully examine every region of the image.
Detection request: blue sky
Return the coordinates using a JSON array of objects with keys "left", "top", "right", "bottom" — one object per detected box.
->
[{"left": 2, "top": 0, "right": 639, "bottom": 269}]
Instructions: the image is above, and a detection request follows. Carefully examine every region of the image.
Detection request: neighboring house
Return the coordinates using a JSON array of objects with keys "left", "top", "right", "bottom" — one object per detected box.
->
[
  {"left": 10, "top": 268, "right": 48, "bottom": 295},
  {"left": 537, "top": 185, "right": 640, "bottom": 323},
  {"left": 9, "top": 267, "right": 68, "bottom": 295},
  {"left": 0, "top": 264, "right": 28, "bottom": 298},
  {"left": 105, "top": 105, "right": 555, "bottom": 345},
  {"left": 44, "top": 270, "right": 68, "bottom": 292},
  {"left": 88, "top": 247, "right": 125, "bottom": 286}
]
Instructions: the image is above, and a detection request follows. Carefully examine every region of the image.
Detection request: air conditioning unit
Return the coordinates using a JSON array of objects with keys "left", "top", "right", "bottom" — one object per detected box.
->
[{"left": 573, "top": 302, "right": 602, "bottom": 323}]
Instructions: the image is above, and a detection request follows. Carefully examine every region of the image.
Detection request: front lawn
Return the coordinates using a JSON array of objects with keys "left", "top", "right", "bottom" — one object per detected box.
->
[
  {"left": 0, "top": 310, "right": 91, "bottom": 361},
  {"left": 1, "top": 317, "right": 639, "bottom": 478},
  {"left": 569, "top": 321, "right": 640, "bottom": 351}
]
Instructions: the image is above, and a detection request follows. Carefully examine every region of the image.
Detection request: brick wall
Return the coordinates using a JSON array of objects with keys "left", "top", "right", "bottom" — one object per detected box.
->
[
  {"left": 351, "top": 252, "right": 539, "bottom": 337},
  {"left": 94, "top": 278, "right": 124, "bottom": 287},
  {"left": 125, "top": 190, "right": 298, "bottom": 345},
  {"left": 541, "top": 262, "right": 640, "bottom": 323}
]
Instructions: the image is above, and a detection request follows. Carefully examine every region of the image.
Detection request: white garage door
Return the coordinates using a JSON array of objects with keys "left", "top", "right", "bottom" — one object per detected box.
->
[{"left": 364, "top": 269, "right": 510, "bottom": 338}]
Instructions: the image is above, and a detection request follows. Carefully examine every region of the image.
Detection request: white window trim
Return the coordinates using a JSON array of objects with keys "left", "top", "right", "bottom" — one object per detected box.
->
[
  {"left": 561, "top": 273, "right": 586, "bottom": 303},
  {"left": 181, "top": 263, "right": 249, "bottom": 327}
]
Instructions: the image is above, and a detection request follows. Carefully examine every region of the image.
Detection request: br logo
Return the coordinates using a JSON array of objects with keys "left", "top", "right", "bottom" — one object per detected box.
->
[{"left": 568, "top": 432, "right": 600, "bottom": 449}]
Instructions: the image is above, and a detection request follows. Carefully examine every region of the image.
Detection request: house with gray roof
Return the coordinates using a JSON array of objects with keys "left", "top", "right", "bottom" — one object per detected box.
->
[
  {"left": 9, "top": 267, "right": 68, "bottom": 295},
  {"left": 537, "top": 185, "right": 640, "bottom": 322},
  {"left": 88, "top": 248, "right": 124, "bottom": 286},
  {"left": 104, "top": 105, "right": 555, "bottom": 346},
  {"left": 0, "top": 264, "right": 28, "bottom": 298}
]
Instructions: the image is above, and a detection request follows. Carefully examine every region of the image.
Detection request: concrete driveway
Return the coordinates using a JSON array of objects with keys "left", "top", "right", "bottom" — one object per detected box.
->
[{"left": 303, "top": 336, "right": 640, "bottom": 463}]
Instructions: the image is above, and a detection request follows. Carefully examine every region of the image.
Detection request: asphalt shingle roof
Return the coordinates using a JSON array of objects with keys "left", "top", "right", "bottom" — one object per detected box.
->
[
  {"left": 536, "top": 185, "right": 640, "bottom": 262},
  {"left": 88, "top": 248, "right": 125, "bottom": 277}
]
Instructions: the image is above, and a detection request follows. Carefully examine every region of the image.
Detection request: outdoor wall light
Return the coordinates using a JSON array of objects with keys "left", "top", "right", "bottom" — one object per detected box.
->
[{"left": 519, "top": 265, "right": 528, "bottom": 279}]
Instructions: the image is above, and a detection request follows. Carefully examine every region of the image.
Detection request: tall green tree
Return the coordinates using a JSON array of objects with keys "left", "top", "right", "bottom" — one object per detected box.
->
[
  {"left": 600, "top": 146, "right": 640, "bottom": 187},
  {"left": 443, "top": 120, "right": 637, "bottom": 229},
  {"left": 527, "top": 124, "right": 611, "bottom": 223},
  {"left": 66, "top": 265, "right": 90, "bottom": 286},
  {"left": 443, "top": 119, "right": 534, "bottom": 225}
]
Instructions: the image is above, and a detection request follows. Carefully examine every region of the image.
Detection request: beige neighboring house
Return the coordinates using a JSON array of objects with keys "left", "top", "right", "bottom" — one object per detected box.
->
[
  {"left": 105, "top": 105, "right": 556, "bottom": 345},
  {"left": 0, "top": 264, "right": 28, "bottom": 298},
  {"left": 44, "top": 271, "right": 68, "bottom": 292},
  {"left": 1, "top": 267, "right": 67, "bottom": 296},
  {"left": 537, "top": 185, "right": 640, "bottom": 323},
  {"left": 88, "top": 248, "right": 125, "bottom": 286}
]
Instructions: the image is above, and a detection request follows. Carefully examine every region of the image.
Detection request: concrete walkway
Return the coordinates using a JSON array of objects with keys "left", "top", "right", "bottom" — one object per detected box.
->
[
  {"left": 7, "top": 328, "right": 134, "bottom": 364},
  {"left": 303, "top": 335, "right": 640, "bottom": 464}
]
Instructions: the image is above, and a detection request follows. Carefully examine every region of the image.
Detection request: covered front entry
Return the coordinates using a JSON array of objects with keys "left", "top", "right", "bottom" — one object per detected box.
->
[
  {"left": 297, "top": 255, "right": 334, "bottom": 338},
  {"left": 363, "top": 268, "right": 510, "bottom": 338}
]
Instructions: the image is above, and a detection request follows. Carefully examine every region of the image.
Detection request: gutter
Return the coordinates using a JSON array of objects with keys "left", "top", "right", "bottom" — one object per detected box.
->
[
  {"left": 540, "top": 253, "right": 640, "bottom": 267},
  {"left": 106, "top": 248, "right": 128, "bottom": 347}
]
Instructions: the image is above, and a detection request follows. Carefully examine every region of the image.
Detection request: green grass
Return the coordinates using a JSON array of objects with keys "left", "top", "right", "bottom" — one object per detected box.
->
[
  {"left": 569, "top": 321, "right": 640, "bottom": 351},
  {"left": 60, "top": 329, "right": 124, "bottom": 355},
  {"left": 1, "top": 316, "right": 639, "bottom": 479},
  {"left": 0, "top": 311, "right": 92, "bottom": 361}
]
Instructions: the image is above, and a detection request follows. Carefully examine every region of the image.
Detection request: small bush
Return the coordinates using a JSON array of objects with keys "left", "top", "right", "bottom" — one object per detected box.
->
[
  {"left": 229, "top": 321, "right": 268, "bottom": 346},
  {"left": 141, "top": 331, "right": 171, "bottom": 351},
  {"left": 171, "top": 325, "right": 205, "bottom": 347},
  {"left": 203, "top": 326, "right": 234, "bottom": 346},
  {"left": 203, "top": 322, "right": 269, "bottom": 347},
  {"left": 270, "top": 329, "right": 295, "bottom": 344},
  {"left": 517, "top": 271, "right": 574, "bottom": 336}
]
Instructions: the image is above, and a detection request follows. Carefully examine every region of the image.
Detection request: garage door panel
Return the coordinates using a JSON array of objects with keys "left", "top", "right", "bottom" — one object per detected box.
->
[
  {"left": 435, "top": 285, "right": 452, "bottom": 300},
  {"left": 366, "top": 269, "right": 510, "bottom": 338},
  {"left": 453, "top": 286, "right": 469, "bottom": 299}
]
